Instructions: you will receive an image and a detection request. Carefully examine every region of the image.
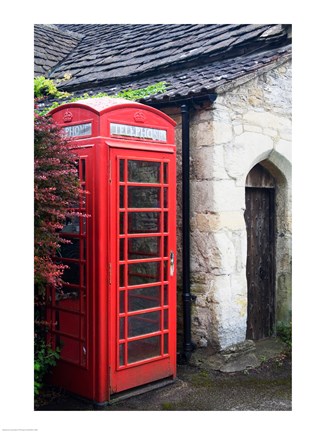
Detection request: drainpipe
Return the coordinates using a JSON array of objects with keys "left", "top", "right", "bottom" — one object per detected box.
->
[
  {"left": 150, "top": 95, "right": 217, "bottom": 363},
  {"left": 180, "top": 103, "right": 195, "bottom": 362}
]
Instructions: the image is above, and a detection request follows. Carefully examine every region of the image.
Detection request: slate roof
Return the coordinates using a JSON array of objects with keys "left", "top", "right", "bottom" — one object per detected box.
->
[
  {"left": 34, "top": 24, "right": 291, "bottom": 105},
  {"left": 34, "top": 24, "right": 82, "bottom": 76}
]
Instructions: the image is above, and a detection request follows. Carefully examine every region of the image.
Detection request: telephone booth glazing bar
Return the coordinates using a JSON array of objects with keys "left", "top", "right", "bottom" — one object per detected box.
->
[{"left": 116, "top": 154, "right": 172, "bottom": 369}]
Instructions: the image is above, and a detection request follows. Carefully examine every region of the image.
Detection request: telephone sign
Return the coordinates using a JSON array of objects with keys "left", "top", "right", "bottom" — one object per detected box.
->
[{"left": 63, "top": 122, "right": 92, "bottom": 137}]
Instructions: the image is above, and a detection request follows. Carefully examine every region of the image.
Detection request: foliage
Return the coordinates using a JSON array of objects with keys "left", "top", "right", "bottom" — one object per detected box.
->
[
  {"left": 34, "top": 341, "right": 60, "bottom": 395},
  {"left": 34, "top": 109, "right": 81, "bottom": 395},
  {"left": 276, "top": 321, "right": 292, "bottom": 350},
  {"left": 34, "top": 112, "right": 81, "bottom": 293},
  {"left": 34, "top": 75, "right": 70, "bottom": 99},
  {"left": 34, "top": 76, "right": 168, "bottom": 116}
]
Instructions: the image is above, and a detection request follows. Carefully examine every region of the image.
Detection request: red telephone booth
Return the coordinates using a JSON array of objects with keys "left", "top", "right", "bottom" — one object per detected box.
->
[{"left": 47, "top": 97, "right": 177, "bottom": 405}]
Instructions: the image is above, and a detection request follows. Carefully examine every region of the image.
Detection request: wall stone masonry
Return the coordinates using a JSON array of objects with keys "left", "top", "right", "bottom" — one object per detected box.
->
[{"left": 165, "top": 59, "right": 292, "bottom": 352}]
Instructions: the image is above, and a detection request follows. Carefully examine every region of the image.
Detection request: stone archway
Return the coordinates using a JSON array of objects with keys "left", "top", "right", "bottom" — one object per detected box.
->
[{"left": 244, "top": 157, "right": 292, "bottom": 340}]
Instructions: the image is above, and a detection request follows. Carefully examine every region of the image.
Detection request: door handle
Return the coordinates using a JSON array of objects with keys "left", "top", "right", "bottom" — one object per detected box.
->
[{"left": 170, "top": 250, "right": 175, "bottom": 277}]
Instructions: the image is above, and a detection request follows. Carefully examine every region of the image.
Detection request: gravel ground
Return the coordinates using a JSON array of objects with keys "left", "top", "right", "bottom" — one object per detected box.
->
[{"left": 36, "top": 352, "right": 291, "bottom": 411}]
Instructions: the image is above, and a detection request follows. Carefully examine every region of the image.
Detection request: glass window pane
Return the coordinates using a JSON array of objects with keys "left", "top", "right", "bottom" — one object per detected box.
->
[
  {"left": 128, "top": 237, "right": 160, "bottom": 260},
  {"left": 163, "top": 163, "right": 168, "bottom": 184},
  {"left": 128, "top": 212, "right": 160, "bottom": 234},
  {"left": 81, "top": 185, "right": 86, "bottom": 209},
  {"left": 128, "top": 286, "right": 161, "bottom": 312},
  {"left": 164, "top": 309, "right": 168, "bottom": 329},
  {"left": 120, "top": 186, "right": 125, "bottom": 208},
  {"left": 119, "top": 317, "right": 125, "bottom": 339},
  {"left": 119, "top": 264, "right": 125, "bottom": 287},
  {"left": 128, "top": 311, "right": 160, "bottom": 337},
  {"left": 58, "top": 239, "right": 80, "bottom": 260},
  {"left": 128, "top": 160, "right": 160, "bottom": 183},
  {"left": 164, "top": 334, "right": 168, "bottom": 354},
  {"left": 128, "top": 262, "right": 160, "bottom": 286},
  {"left": 164, "top": 188, "right": 168, "bottom": 208},
  {"left": 163, "top": 261, "right": 168, "bottom": 282},
  {"left": 164, "top": 212, "right": 168, "bottom": 233},
  {"left": 119, "top": 344, "right": 125, "bottom": 366},
  {"left": 82, "top": 214, "right": 87, "bottom": 234},
  {"left": 55, "top": 286, "right": 80, "bottom": 306},
  {"left": 120, "top": 212, "right": 125, "bottom": 234},
  {"left": 119, "top": 238, "right": 125, "bottom": 261},
  {"left": 82, "top": 239, "right": 87, "bottom": 261},
  {"left": 81, "top": 263, "right": 86, "bottom": 288},
  {"left": 119, "top": 159, "right": 125, "bottom": 182},
  {"left": 128, "top": 187, "right": 160, "bottom": 208},
  {"left": 163, "top": 285, "right": 168, "bottom": 306},
  {"left": 62, "top": 215, "right": 80, "bottom": 234},
  {"left": 81, "top": 159, "right": 86, "bottom": 182},
  {"left": 128, "top": 336, "right": 161, "bottom": 363},
  {"left": 62, "top": 262, "right": 80, "bottom": 285},
  {"left": 119, "top": 290, "right": 125, "bottom": 313},
  {"left": 163, "top": 237, "right": 168, "bottom": 258}
]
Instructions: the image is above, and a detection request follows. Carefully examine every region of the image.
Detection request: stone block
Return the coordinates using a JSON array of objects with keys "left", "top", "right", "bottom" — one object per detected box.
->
[
  {"left": 217, "top": 211, "right": 246, "bottom": 231},
  {"left": 276, "top": 138, "right": 291, "bottom": 162},
  {"left": 234, "top": 124, "right": 244, "bottom": 135},
  {"left": 213, "top": 180, "right": 245, "bottom": 212},
  {"left": 243, "top": 110, "right": 291, "bottom": 132},
  {"left": 213, "top": 121, "right": 233, "bottom": 144},
  {"left": 263, "top": 127, "right": 278, "bottom": 137},
  {"left": 190, "top": 121, "right": 215, "bottom": 148},
  {"left": 195, "top": 213, "right": 219, "bottom": 232},
  {"left": 234, "top": 131, "right": 274, "bottom": 149},
  {"left": 224, "top": 132, "right": 273, "bottom": 180},
  {"left": 231, "top": 230, "right": 247, "bottom": 272},
  {"left": 190, "top": 230, "right": 236, "bottom": 275},
  {"left": 191, "top": 145, "right": 229, "bottom": 180},
  {"left": 217, "top": 320, "right": 247, "bottom": 350},
  {"left": 194, "top": 211, "right": 246, "bottom": 233},
  {"left": 191, "top": 180, "right": 218, "bottom": 213},
  {"left": 192, "top": 180, "right": 245, "bottom": 213},
  {"left": 243, "top": 124, "right": 263, "bottom": 133}
]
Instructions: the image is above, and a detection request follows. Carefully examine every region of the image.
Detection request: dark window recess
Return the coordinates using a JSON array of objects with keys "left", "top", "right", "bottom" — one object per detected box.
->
[
  {"left": 128, "top": 187, "right": 160, "bottom": 208},
  {"left": 58, "top": 239, "right": 80, "bottom": 260},
  {"left": 128, "top": 212, "right": 160, "bottom": 234},
  {"left": 128, "top": 237, "right": 160, "bottom": 260},
  {"left": 128, "top": 160, "right": 160, "bottom": 183},
  {"left": 128, "top": 262, "right": 160, "bottom": 286},
  {"left": 62, "top": 262, "right": 80, "bottom": 285},
  {"left": 128, "top": 286, "right": 161, "bottom": 312}
]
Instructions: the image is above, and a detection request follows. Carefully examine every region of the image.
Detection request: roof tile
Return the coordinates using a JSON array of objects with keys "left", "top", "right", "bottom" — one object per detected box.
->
[{"left": 36, "top": 24, "right": 291, "bottom": 103}]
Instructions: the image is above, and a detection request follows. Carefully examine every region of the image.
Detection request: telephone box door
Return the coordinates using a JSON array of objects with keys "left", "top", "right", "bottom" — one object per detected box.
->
[{"left": 109, "top": 148, "right": 177, "bottom": 394}]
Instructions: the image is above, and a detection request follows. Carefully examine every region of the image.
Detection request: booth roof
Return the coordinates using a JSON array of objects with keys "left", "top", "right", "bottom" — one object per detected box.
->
[
  {"left": 66, "top": 96, "right": 141, "bottom": 112},
  {"left": 34, "top": 24, "right": 292, "bottom": 104}
]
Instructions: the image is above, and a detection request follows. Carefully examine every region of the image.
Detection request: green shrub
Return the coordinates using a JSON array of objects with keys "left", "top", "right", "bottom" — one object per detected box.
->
[
  {"left": 34, "top": 341, "right": 60, "bottom": 395},
  {"left": 276, "top": 321, "right": 292, "bottom": 350}
]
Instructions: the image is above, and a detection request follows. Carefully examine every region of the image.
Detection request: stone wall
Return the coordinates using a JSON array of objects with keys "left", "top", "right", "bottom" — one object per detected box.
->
[{"left": 164, "top": 59, "right": 292, "bottom": 351}]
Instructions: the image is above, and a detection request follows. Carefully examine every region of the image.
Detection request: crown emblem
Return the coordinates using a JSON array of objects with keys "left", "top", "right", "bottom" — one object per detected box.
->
[
  {"left": 134, "top": 111, "right": 146, "bottom": 123},
  {"left": 63, "top": 110, "right": 73, "bottom": 123}
]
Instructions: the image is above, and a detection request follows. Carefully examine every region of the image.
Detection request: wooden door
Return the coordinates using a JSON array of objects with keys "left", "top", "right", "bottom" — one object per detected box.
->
[{"left": 245, "top": 186, "right": 275, "bottom": 340}]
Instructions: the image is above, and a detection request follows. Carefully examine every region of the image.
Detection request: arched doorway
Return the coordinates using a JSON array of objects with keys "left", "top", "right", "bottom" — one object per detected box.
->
[{"left": 244, "top": 163, "right": 276, "bottom": 340}]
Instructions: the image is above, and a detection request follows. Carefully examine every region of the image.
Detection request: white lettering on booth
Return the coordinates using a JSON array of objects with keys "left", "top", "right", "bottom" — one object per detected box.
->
[
  {"left": 110, "top": 123, "right": 167, "bottom": 142},
  {"left": 63, "top": 123, "right": 92, "bottom": 137}
]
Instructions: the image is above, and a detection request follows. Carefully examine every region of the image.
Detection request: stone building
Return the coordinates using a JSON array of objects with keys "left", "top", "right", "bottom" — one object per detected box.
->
[{"left": 34, "top": 24, "right": 292, "bottom": 358}]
